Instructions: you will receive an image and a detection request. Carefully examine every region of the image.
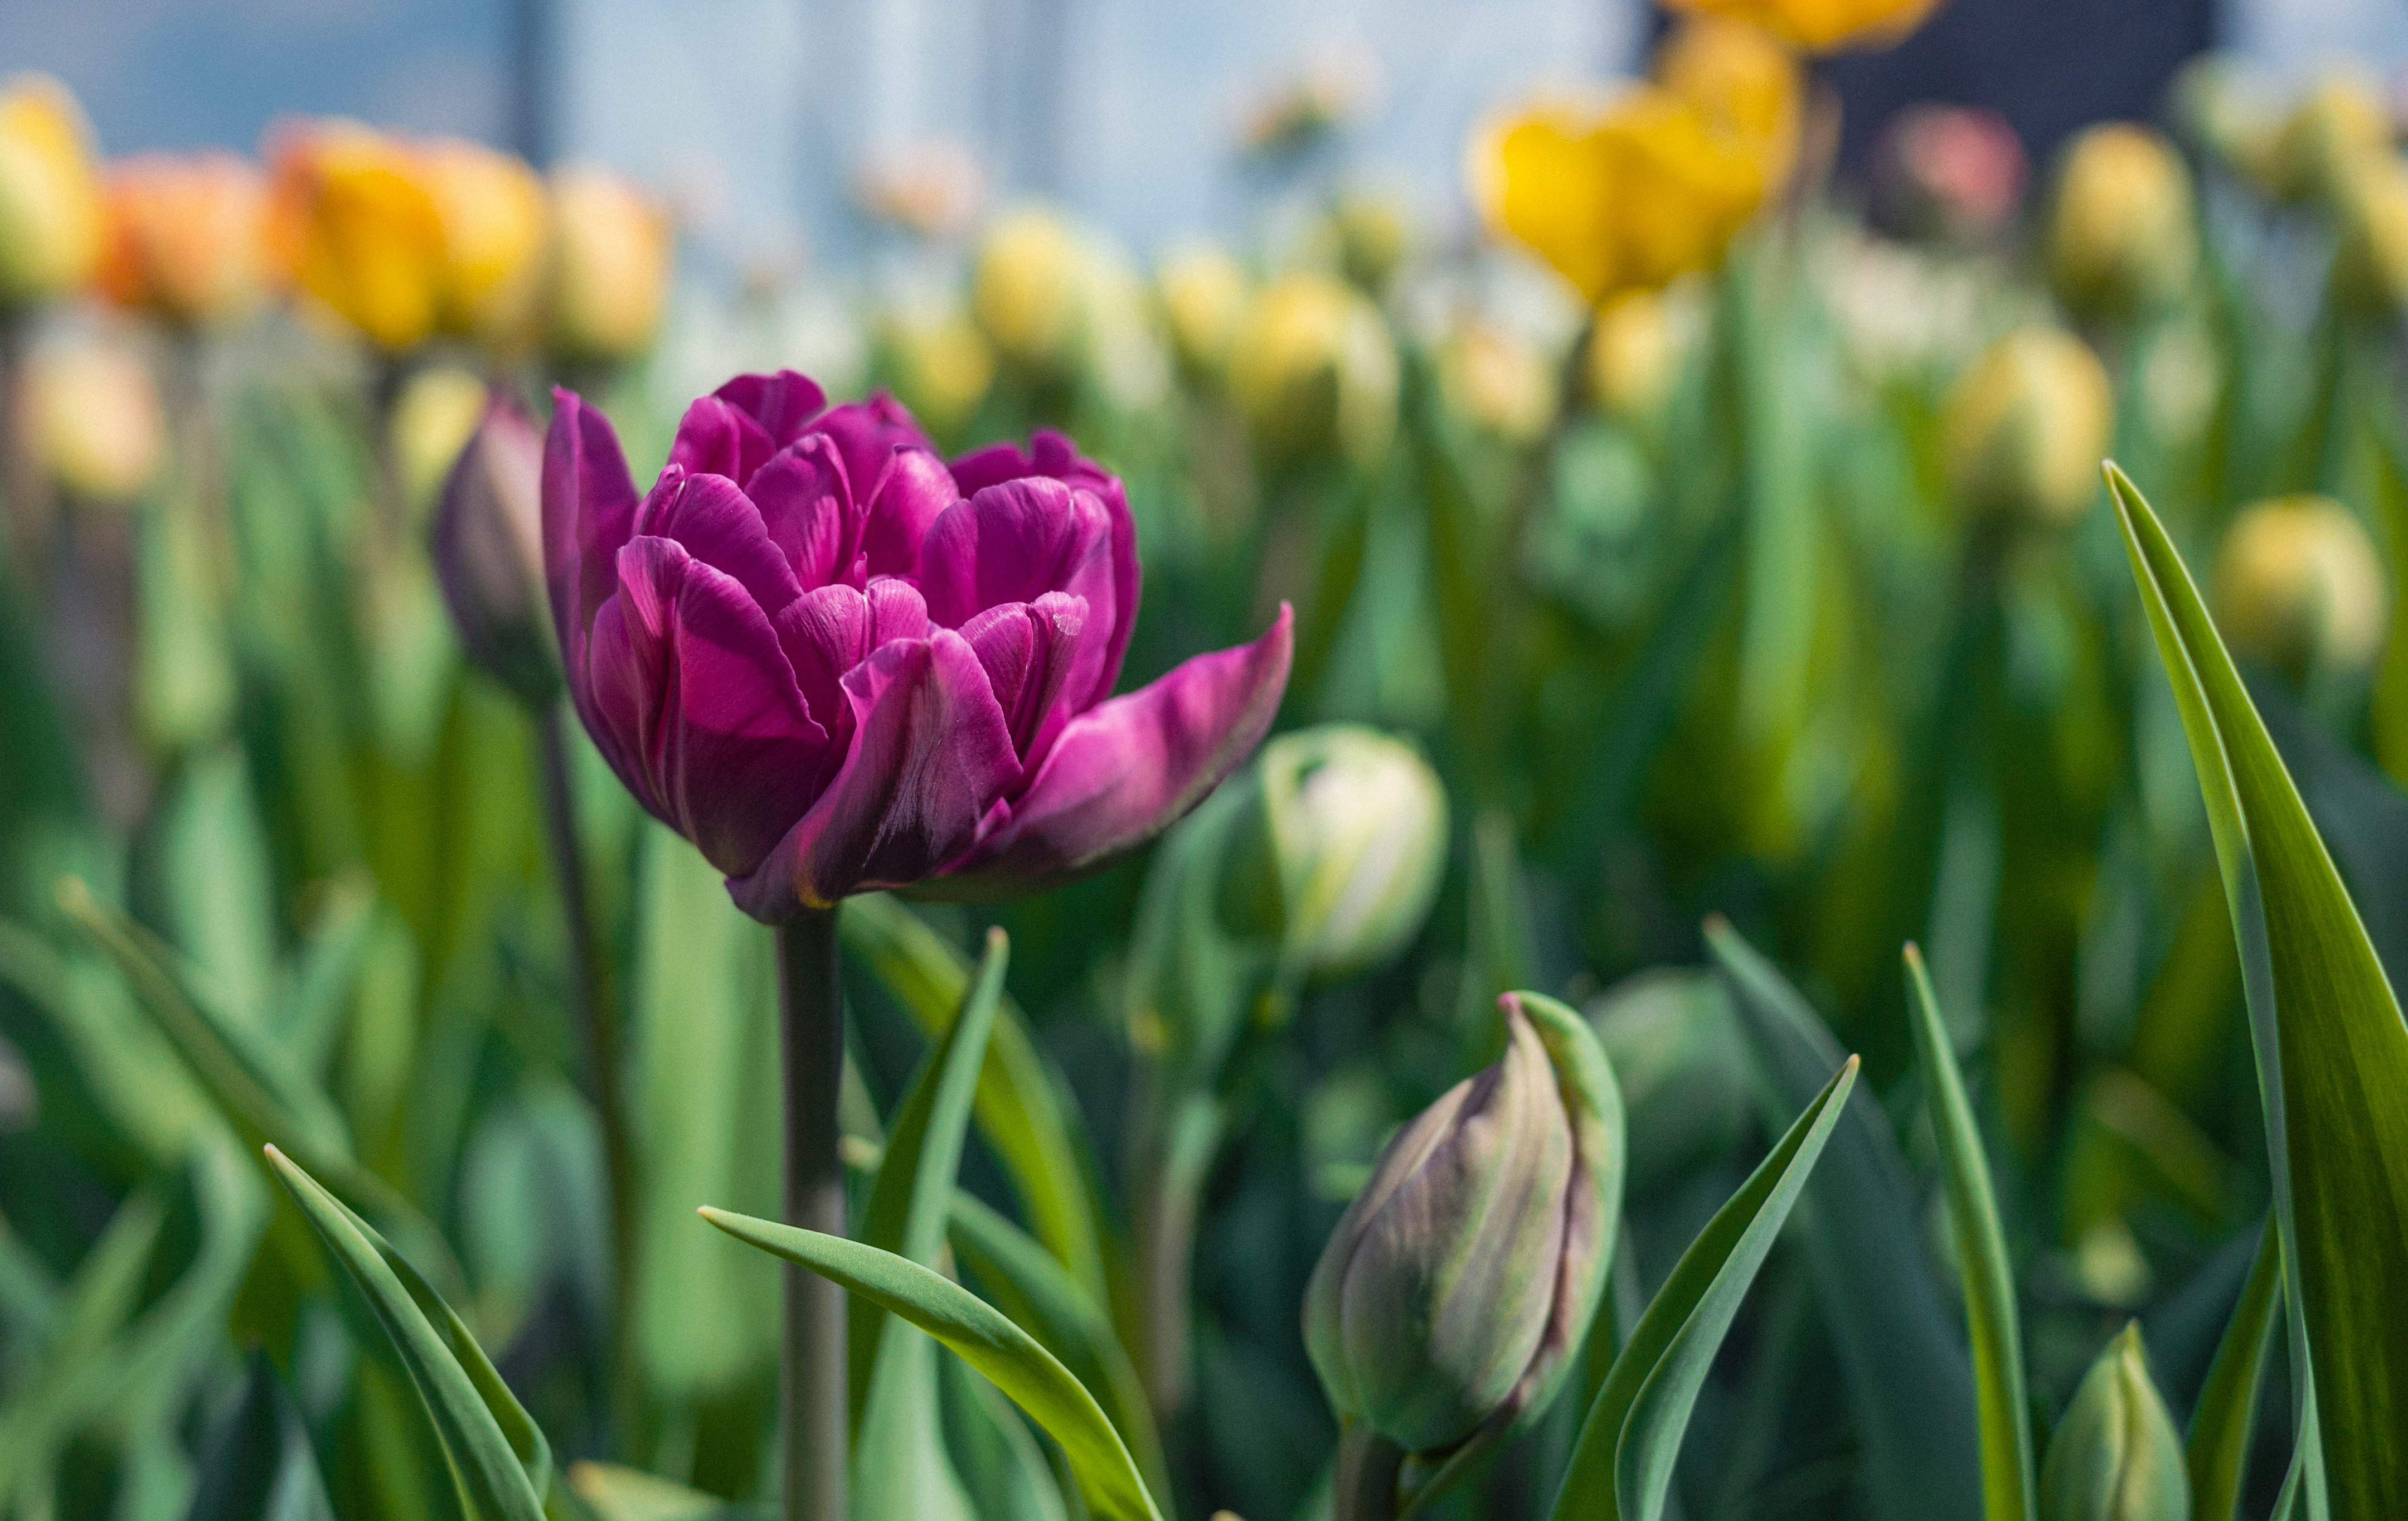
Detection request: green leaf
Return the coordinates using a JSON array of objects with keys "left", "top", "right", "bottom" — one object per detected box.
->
[
  {"left": 949, "top": 1191, "right": 1171, "bottom": 1506},
  {"left": 186, "top": 1351, "right": 337, "bottom": 1521},
  {"left": 1551, "top": 1053, "right": 1860, "bottom": 1521},
  {"left": 842, "top": 893, "right": 1110, "bottom": 1306},
  {"left": 145, "top": 744, "right": 276, "bottom": 1029},
  {"left": 1706, "top": 919, "right": 1984, "bottom": 1521},
  {"left": 849, "top": 928, "right": 1009, "bottom": 1521},
  {"left": 939, "top": 1350, "right": 1072, "bottom": 1521},
  {"left": 2187, "top": 1222, "right": 2281, "bottom": 1521},
  {"left": 698, "top": 1211, "right": 1164, "bottom": 1521},
  {"left": 1904, "top": 943, "right": 2037, "bottom": 1521},
  {"left": 264, "top": 1145, "right": 550, "bottom": 1521},
  {"left": 2109, "top": 462, "right": 2408, "bottom": 1518}
]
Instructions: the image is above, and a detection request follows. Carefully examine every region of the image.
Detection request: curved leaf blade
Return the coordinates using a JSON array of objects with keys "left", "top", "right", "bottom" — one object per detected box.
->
[
  {"left": 699, "top": 1210, "right": 1164, "bottom": 1521},
  {"left": 1904, "top": 943, "right": 2036, "bottom": 1521},
  {"left": 2187, "top": 1221, "right": 2282, "bottom": 1521},
  {"left": 1552, "top": 1053, "right": 1860, "bottom": 1521},
  {"left": 2109, "top": 463, "right": 2408, "bottom": 1518}
]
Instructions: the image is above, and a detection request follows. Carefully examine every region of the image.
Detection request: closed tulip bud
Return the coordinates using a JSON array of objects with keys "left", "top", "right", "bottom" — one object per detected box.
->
[
  {"left": 973, "top": 207, "right": 1090, "bottom": 377},
  {"left": 431, "top": 394, "right": 555, "bottom": 705},
  {"left": 1326, "top": 191, "right": 1414, "bottom": 296},
  {"left": 2048, "top": 124, "right": 2197, "bottom": 321},
  {"left": 97, "top": 152, "right": 272, "bottom": 329},
  {"left": 2039, "top": 1324, "right": 2188, "bottom": 1521},
  {"left": 1157, "top": 243, "right": 1249, "bottom": 382},
  {"left": 2333, "top": 155, "right": 2408, "bottom": 319},
  {"left": 1872, "top": 104, "right": 2027, "bottom": 244},
  {"left": 2168, "top": 56, "right": 2282, "bottom": 191},
  {"left": 1586, "top": 288, "right": 1679, "bottom": 422},
  {"left": 1437, "top": 321, "right": 1556, "bottom": 445},
  {"left": 32, "top": 333, "right": 163, "bottom": 507},
  {"left": 0, "top": 75, "right": 104, "bottom": 309},
  {"left": 389, "top": 364, "right": 492, "bottom": 521},
  {"left": 2268, "top": 74, "right": 2393, "bottom": 207},
  {"left": 1943, "top": 328, "right": 2114, "bottom": 528},
  {"left": 1306, "top": 993, "right": 1623, "bottom": 1487},
  {"left": 1251, "top": 726, "right": 1448, "bottom": 980},
  {"left": 2211, "top": 494, "right": 2387, "bottom": 679},
  {"left": 1230, "top": 273, "right": 1399, "bottom": 467},
  {"left": 545, "top": 165, "right": 672, "bottom": 365},
  {"left": 423, "top": 138, "right": 548, "bottom": 351}
]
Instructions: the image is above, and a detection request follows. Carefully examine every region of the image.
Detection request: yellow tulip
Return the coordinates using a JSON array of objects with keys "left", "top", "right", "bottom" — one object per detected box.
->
[
  {"left": 1438, "top": 321, "right": 1557, "bottom": 443},
  {"left": 1943, "top": 328, "right": 2113, "bottom": 528},
  {"left": 2267, "top": 73, "right": 2392, "bottom": 206},
  {"left": 1663, "top": 0, "right": 1942, "bottom": 54},
  {"left": 98, "top": 151, "right": 272, "bottom": 329},
  {"left": 1325, "top": 191, "right": 1414, "bottom": 294},
  {"left": 1229, "top": 272, "right": 1397, "bottom": 466},
  {"left": 545, "top": 165, "right": 673, "bottom": 365},
  {"left": 2213, "top": 495, "right": 2387, "bottom": 677},
  {"left": 1470, "top": 86, "right": 1768, "bottom": 304},
  {"left": 31, "top": 331, "right": 163, "bottom": 507},
  {"left": 269, "top": 120, "right": 447, "bottom": 352},
  {"left": 972, "top": 207, "right": 1090, "bottom": 376},
  {"left": 388, "top": 363, "right": 492, "bottom": 521},
  {"left": 0, "top": 75, "right": 105, "bottom": 309},
  {"left": 2335, "top": 156, "right": 2408, "bottom": 319},
  {"left": 422, "top": 138, "right": 548, "bottom": 350},
  {"left": 880, "top": 309, "right": 994, "bottom": 438},
  {"left": 1587, "top": 288, "right": 1681, "bottom": 422},
  {"left": 2046, "top": 124, "right": 2196, "bottom": 321},
  {"left": 1655, "top": 16, "right": 1803, "bottom": 191},
  {"left": 1157, "top": 242, "right": 1249, "bottom": 382}
]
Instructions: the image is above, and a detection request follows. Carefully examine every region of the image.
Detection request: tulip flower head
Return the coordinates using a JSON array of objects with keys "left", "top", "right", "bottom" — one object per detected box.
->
[
  {"left": 1943, "top": 328, "right": 2113, "bottom": 529},
  {"left": 434, "top": 394, "right": 555, "bottom": 705},
  {"left": 545, "top": 371, "right": 1293, "bottom": 917},
  {"left": 546, "top": 165, "right": 672, "bottom": 366},
  {"left": 2334, "top": 154, "right": 2408, "bottom": 319},
  {"left": 0, "top": 75, "right": 105, "bottom": 310},
  {"left": 2267, "top": 72, "right": 2392, "bottom": 207},
  {"left": 2211, "top": 495, "right": 2387, "bottom": 680},
  {"left": 1306, "top": 992, "right": 1623, "bottom": 1472},
  {"left": 2047, "top": 124, "right": 2197, "bottom": 321},
  {"left": 268, "top": 120, "right": 448, "bottom": 352},
  {"left": 2038, "top": 1325, "right": 2188, "bottom": 1521},
  {"left": 98, "top": 152, "right": 273, "bottom": 330},
  {"left": 32, "top": 331, "right": 164, "bottom": 508},
  {"left": 1229, "top": 272, "right": 1399, "bottom": 466},
  {"left": 422, "top": 138, "right": 549, "bottom": 350},
  {"left": 1157, "top": 242, "right": 1249, "bottom": 384},
  {"left": 1664, "top": 0, "right": 1943, "bottom": 54}
]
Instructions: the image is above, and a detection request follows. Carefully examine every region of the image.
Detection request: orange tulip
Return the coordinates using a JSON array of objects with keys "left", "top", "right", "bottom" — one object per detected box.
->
[{"left": 98, "top": 152, "right": 272, "bottom": 329}]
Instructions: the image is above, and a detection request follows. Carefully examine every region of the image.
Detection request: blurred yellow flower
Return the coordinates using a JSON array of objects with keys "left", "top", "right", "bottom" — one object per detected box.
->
[
  {"left": 973, "top": 207, "right": 1091, "bottom": 377},
  {"left": 2046, "top": 123, "right": 2196, "bottom": 321},
  {"left": 1324, "top": 190, "right": 1415, "bottom": 294},
  {"left": 880, "top": 309, "right": 994, "bottom": 437},
  {"left": 545, "top": 165, "right": 673, "bottom": 365},
  {"left": 1438, "top": 321, "right": 1557, "bottom": 443},
  {"left": 2267, "top": 73, "right": 2392, "bottom": 206},
  {"left": 1943, "top": 327, "right": 2113, "bottom": 527},
  {"left": 1157, "top": 242, "right": 1249, "bottom": 382},
  {"left": 1587, "top": 288, "right": 1680, "bottom": 422},
  {"left": 0, "top": 75, "right": 105, "bottom": 309},
  {"left": 2335, "top": 157, "right": 2408, "bottom": 318},
  {"left": 422, "top": 138, "right": 548, "bottom": 350},
  {"left": 269, "top": 120, "right": 448, "bottom": 352},
  {"left": 1470, "top": 86, "right": 1768, "bottom": 304},
  {"left": 98, "top": 152, "right": 273, "bottom": 330},
  {"left": 32, "top": 331, "right": 163, "bottom": 507},
  {"left": 389, "top": 363, "right": 491, "bottom": 521},
  {"left": 2213, "top": 495, "right": 2387, "bottom": 677},
  {"left": 1230, "top": 272, "right": 1397, "bottom": 466},
  {"left": 1655, "top": 16, "right": 1802, "bottom": 191},
  {"left": 1663, "top": 0, "right": 1943, "bottom": 54}
]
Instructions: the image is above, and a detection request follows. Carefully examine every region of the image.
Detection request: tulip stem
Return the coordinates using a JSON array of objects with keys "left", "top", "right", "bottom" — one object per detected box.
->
[
  {"left": 776, "top": 904, "right": 849, "bottom": 1521},
  {"left": 1332, "top": 1422, "right": 1407, "bottom": 1521},
  {"left": 0, "top": 314, "right": 48, "bottom": 588},
  {"left": 533, "top": 704, "right": 635, "bottom": 1365}
]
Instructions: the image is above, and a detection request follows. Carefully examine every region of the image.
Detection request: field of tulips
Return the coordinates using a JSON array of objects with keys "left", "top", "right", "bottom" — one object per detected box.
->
[{"left": 5, "top": 1, "right": 2408, "bottom": 1518}]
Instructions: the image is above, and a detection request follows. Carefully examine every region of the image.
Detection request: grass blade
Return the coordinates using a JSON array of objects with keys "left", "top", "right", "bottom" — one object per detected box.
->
[{"left": 2187, "top": 1221, "right": 2281, "bottom": 1521}]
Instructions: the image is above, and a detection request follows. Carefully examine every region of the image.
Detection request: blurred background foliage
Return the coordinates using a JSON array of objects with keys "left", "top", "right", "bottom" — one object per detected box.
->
[{"left": 2, "top": 0, "right": 2408, "bottom": 1517}]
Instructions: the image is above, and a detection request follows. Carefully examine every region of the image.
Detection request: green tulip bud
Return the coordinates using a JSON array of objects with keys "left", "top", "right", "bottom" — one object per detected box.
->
[
  {"left": 1247, "top": 726, "right": 1448, "bottom": 982},
  {"left": 2040, "top": 1324, "right": 2189, "bottom": 1521},
  {"left": 1305, "top": 993, "right": 1624, "bottom": 1481}
]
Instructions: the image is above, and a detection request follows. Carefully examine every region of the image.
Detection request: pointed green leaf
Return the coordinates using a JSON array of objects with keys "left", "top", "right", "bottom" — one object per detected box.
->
[
  {"left": 842, "top": 893, "right": 1109, "bottom": 1305},
  {"left": 2187, "top": 1222, "right": 2281, "bottom": 1521},
  {"left": 940, "top": 1350, "right": 1071, "bottom": 1521},
  {"left": 1552, "top": 1054, "right": 1859, "bottom": 1521},
  {"left": 264, "top": 1146, "right": 549, "bottom": 1521},
  {"left": 698, "top": 1211, "right": 1164, "bottom": 1521},
  {"left": 2108, "top": 462, "right": 2408, "bottom": 1518},
  {"left": 1904, "top": 943, "right": 2037, "bottom": 1521},
  {"left": 1706, "top": 919, "right": 1984, "bottom": 1521}
]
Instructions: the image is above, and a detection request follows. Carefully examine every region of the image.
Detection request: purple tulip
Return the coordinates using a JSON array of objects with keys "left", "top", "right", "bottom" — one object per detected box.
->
[{"left": 543, "top": 370, "right": 1293, "bottom": 919}]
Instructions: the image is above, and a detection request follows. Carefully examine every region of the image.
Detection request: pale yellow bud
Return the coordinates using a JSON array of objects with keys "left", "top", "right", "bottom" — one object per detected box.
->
[
  {"left": 972, "top": 207, "right": 1090, "bottom": 376},
  {"left": 0, "top": 75, "right": 104, "bottom": 309},
  {"left": 423, "top": 138, "right": 548, "bottom": 350},
  {"left": 2212, "top": 495, "right": 2387, "bottom": 677},
  {"left": 32, "top": 333, "right": 163, "bottom": 507},
  {"left": 2048, "top": 124, "right": 2196, "bottom": 320},
  {"left": 2268, "top": 74, "right": 2393, "bottom": 206},
  {"left": 1587, "top": 289, "right": 1678, "bottom": 422},
  {"left": 1157, "top": 243, "right": 1249, "bottom": 381},
  {"left": 1229, "top": 273, "right": 1398, "bottom": 467},
  {"left": 546, "top": 166, "right": 672, "bottom": 365},
  {"left": 880, "top": 309, "right": 994, "bottom": 438},
  {"left": 1438, "top": 321, "right": 1557, "bottom": 444},
  {"left": 389, "top": 365, "right": 492, "bottom": 523},
  {"left": 2334, "top": 155, "right": 2408, "bottom": 319},
  {"left": 1943, "top": 328, "right": 2114, "bottom": 527}
]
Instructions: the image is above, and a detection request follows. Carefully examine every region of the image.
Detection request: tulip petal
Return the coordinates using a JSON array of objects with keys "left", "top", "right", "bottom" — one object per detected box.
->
[
  {"left": 961, "top": 592, "right": 1089, "bottom": 763},
  {"left": 814, "top": 391, "right": 936, "bottom": 500},
  {"left": 747, "top": 434, "right": 857, "bottom": 588},
  {"left": 919, "top": 478, "right": 1117, "bottom": 715},
  {"left": 543, "top": 387, "right": 643, "bottom": 685},
  {"left": 588, "top": 536, "right": 827, "bottom": 879},
  {"left": 665, "top": 394, "right": 778, "bottom": 487},
  {"left": 923, "top": 604, "right": 1292, "bottom": 896},
  {"left": 860, "top": 447, "right": 959, "bottom": 578},
  {"left": 712, "top": 369, "right": 828, "bottom": 454},
  {"left": 633, "top": 468, "right": 802, "bottom": 616},
  {"left": 951, "top": 431, "right": 1141, "bottom": 704},
  {"left": 727, "top": 629, "right": 1018, "bottom": 918}
]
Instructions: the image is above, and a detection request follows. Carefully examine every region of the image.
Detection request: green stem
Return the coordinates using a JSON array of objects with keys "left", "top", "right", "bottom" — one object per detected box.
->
[
  {"left": 777, "top": 905, "right": 849, "bottom": 1521},
  {"left": 0, "top": 312, "right": 48, "bottom": 590},
  {"left": 1332, "top": 1422, "right": 1408, "bottom": 1521},
  {"left": 533, "top": 704, "right": 634, "bottom": 1378}
]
